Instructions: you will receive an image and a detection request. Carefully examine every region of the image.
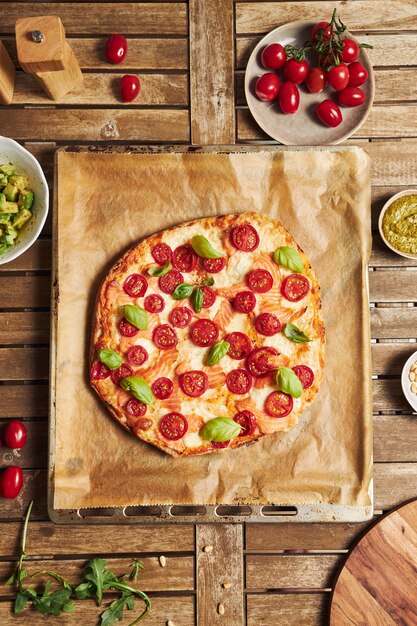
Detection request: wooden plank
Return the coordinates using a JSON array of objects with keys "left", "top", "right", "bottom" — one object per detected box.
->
[
  {"left": 371, "top": 235, "right": 417, "bottom": 268},
  {"left": 374, "top": 414, "right": 417, "bottom": 462},
  {"left": 24, "top": 142, "right": 56, "bottom": 189},
  {"left": 373, "top": 379, "right": 411, "bottom": 412},
  {"left": 196, "top": 525, "right": 244, "bottom": 626},
  {"left": 13, "top": 72, "right": 189, "bottom": 106},
  {"left": 236, "top": 34, "right": 417, "bottom": 69},
  {"left": 0, "top": 240, "right": 51, "bottom": 272},
  {"left": 0, "top": 419, "right": 47, "bottom": 469},
  {"left": 0, "top": 347, "right": 49, "bottom": 380},
  {"left": 0, "top": 4, "right": 188, "bottom": 36},
  {"left": 372, "top": 342, "right": 417, "bottom": 376},
  {"left": 368, "top": 141, "right": 417, "bottom": 187},
  {"left": 371, "top": 307, "right": 417, "bottom": 339},
  {"left": 3, "top": 37, "right": 188, "bottom": 70},
  {"left": 0, "top": 596, "right": 195, "bottom": 626},
  {"left": 0, "top": 312, "right": 50, "bottom": 345},
  {"left": 247, "top": 593, "right": 328, "bottom": 626},
  {"left": 190, "top": 0, "right": 235, "bottom": 144},
  {"left": 1, "top": 110, "right": 190, "bottom": 143},
  {"left": 0, "top": 276, "right": 50, "bottom": 308},
  {"left": 369, "top": 270, "right": 417, "bottom": 303},
  {"left": 375, "top": 462, "right": 417, "bottom": 509},
  {"left": 235, "top": 2, "right": 417, "bottom": 34},
  {"left": 246, "top": 554, "right": 339, "bottom": 589},
  {"left": 0, "top": 384, "right": 48, "bottom": 418}
]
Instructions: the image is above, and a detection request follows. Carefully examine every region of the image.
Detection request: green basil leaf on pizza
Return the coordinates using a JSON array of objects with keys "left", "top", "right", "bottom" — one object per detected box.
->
[
  {"left": 191, "top": 235, "right": 224, "bottom": 259},
  {"left": 200, "top": 417, "right": 242, "bottom": 442},
  {"left": 172, "top": 283, "right": 194, "bottom": 300},
  {"left": 123, "top": 305, "right": 148, "bottom": 330},
  {"left": 273, "top": 246, "right": 304, "bottom": 273},
  {"left": 276, "top": 367, "right": 303, "bottom": 398},
  {"left": 206, "top": 340, "right": 230, "bottom": 366},
  {"left": 120, "top": 377, "right": 153, "bottom": 405},
  {"left": 97, "top": 349, "right": 122, "bottom": 371},
  {"left": 283, "top": 323, "right": 311, "bottom": 343},
  {"left": 148, "top": 261, "right": 170, "bottom": 277}
]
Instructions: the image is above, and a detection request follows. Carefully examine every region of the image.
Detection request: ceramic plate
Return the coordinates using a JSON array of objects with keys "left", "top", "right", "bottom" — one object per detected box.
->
[
  {"left": 244, "top": 21, "right": 375, "bottom": 145},
  {"left": 401, "top": 351, "right": 417, "bottom": 412}
]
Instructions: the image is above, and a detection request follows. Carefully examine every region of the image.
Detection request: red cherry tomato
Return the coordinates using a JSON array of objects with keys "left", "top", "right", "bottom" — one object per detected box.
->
[
  {"left": 306, "top": 67, "right": 327, "bottom": 93},
  {"left": 315, "top": 99, "right": 343, "bottom": 127},
  {"left": 233, "top": 290, "right": 256, "bottom": 313},
  {"left": 247, "top": 269, "right": 273, "bottom": 293},
  {"left": 255, "top": 73, "right": 280, "bottom": 102},
  {"left": 265, "top": 391, "right": 293, "bottom": 418},
  {"left": 278, "top": 81, "right": 299, "bottom": 114},
  {"left": 120, "top": 75, "right": 140, "bottom": 103},
  {"left": 341, "top": 38, "right": 360, "bottom": 63},
  {"left": 105, "top": 34, "right": 127, "bottom": 64},
  {"left": 255, "top": 312, "right": 281, "bottom": 336},
  {"left": 327, "top": 63, "right": 350, "bottom": 90},
  {"left": 153, "top": 324, "right": 178, "bottom": 350},
  {"left": 283, "top": 59, "right": 308, "bottom": 85},
  {"left": 231, "top": 224, "right": 259, "bottom": 252},
  {"left": 225, "top": 332, "right": 252, "bottom": 360},
  {"left": 347, "top": 61, "right": 368, "bottom": 87},
  {"left": 90, "top": 360, "right": 111, "bottom": 380},
  {"left": 1, "top": 466, "right": 23, "bottom": 499},
  {"left": 201, "top": 286, "right": 216, "bottom": 308},
  {"left": 123, "top": 274, "right": 148, "bottom": 298},
  {"left": 4, "top": 420, "right": 27, "bottom": 449},
  {"left": 172, "top": 244, "right": 198, "bottom": 272},
  {"left": 233, "top": 411, "right": 257, "bottom": 437},
  {"left": 111, "top": 363, "right": 133, "bottom": 386},
  {"left": 159, "top": 413, "right": 188, "bottom": 440},
  {"left": 292, "top": 365, "right": 314, "bottom": 389},
  {"left": 125, "top": 399, "right": 147, "bottom": 417},
  {"left": 158, "top": 269, "right": 184, "bottom": 295},
  {"left": 126, "top": 345, "right": 148, "bottom": 367},
  {"left": 151, "top": 377, "right": 173, "bottom": 400},
  {"left": 338, "top": 86, "right": 365, "bottom": 107},
  {"left": 261, "top": 43, "right": 287, "bottom": 70},
  {"left": 169, "top": 306, "right": 193, "bottom": 328},
  {"left": 151, "top": 243, "right": 172, "bottom": 265},
  {"left": 144, "top": 294, "right": 165, "bottom": 313},
  {"left": 281, "top": 274, "right": 310, "bottom": 302},
  {"left": 118, "top": 317, "right": 139, "bottom": 337},
  {"left": 246, "top": 347, "right": 279, "bottom": 378},
  {"left": 190, "top": 319, "right": 219, "bottom": 347},
  {"left": 202, "top": 257, "right": 226, "bottom": 273},
  {"left": 179, "top": 370, "right": 209, "bottom": 397},
  {"left": 226, "top": 368, "right": 252, "bottom": 394},
  {"left": 312, "top": 21, "right": 331, "bottom": 44}
]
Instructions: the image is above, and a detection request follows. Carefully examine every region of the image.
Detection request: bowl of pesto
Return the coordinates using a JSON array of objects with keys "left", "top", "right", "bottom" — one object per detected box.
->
[
  {"left": 0, "top": 136, "right": 49, "bottom": 266},
  {"left": 379, "top": 190, "right": 417, "bottom": 259}
]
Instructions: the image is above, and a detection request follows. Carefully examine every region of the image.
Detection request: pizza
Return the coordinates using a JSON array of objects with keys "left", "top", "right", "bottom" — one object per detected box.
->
[{"left": 90, "top": 211, "right": 325, "bottom": 458}]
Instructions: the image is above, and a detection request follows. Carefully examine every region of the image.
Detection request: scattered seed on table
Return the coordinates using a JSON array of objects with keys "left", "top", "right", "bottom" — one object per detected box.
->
[
  {"left": 218, "top": 602, "right": 225, "bottom": 615},
  {"left": 159, "top": 555, "right": 167, "bottom": 567},
  {"left": 203, "top": 545, "right": 213, "bottom": 553},
  {"left": 222, "top": 581, "right": 232, "bottom": 589},
  {"left": 167, "top": 620, "right": 175, "bottom": 626}
]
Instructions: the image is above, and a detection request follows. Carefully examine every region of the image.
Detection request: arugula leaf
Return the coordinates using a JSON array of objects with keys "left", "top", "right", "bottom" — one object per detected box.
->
[
  {"left": 101, "top": 594, "right": 134, "bottom": 626},
  {"left": 83, "top": 559, "right": 109, "bottom": 606},
  {"left": 130, "top": 560, "right": 145, "bottom": 582}
]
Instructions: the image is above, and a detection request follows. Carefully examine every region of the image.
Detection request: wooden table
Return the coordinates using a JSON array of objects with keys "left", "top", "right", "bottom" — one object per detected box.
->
[{"left": 1, "top": 2, "right": 416, "bottom": 624}]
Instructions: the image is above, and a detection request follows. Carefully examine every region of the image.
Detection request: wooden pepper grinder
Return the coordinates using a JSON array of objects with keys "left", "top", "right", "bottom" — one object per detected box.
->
[
  {"left": 0, "top": 40, "right": 16, "bottom": 105},
  {"left": 15, "top": 15, "right": 82, "bottom": 100}
]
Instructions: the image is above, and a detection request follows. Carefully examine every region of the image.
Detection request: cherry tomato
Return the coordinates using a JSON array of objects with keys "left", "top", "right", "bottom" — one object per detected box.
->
[
  {"left": 123, "top": 274, "right": 147, "bottom": 297},
  {"left": 283, "top": 59, "right": 308, "bottom": 85},
  {"left": 231, "top": 224, "right": 259, "bottom": 252},
  {"left": 315, "top": 99, "right": 343, "bottom": 128},
  {"left": 179, "top": 370, "right": 208, "bottom": 397},
  {"left": 90, "top": 360, "right": 111, "bottom": 380},
  {"left": 226, "top": 368, "right": 252, "bottom": 394},
  {"left": 233, "top": 290, "right": 256, "bottom": 313},
  {"left": 312, "top": 21, "right": 331, "bottom": 44},
  {"left": 190, "top": 319, "right": 219, "bottom": 347},
  {"left": 261, "top": 43, "right": 286, "bottom": 70},
  {"left": 4, "top": 420, "right": 27, "bottom": 449},
  {"left": 153, "top": 324, "right": 178, "bottom": 350},
  {"left": 105, "top": 34, "right": 127, "bottom": 64},
  {"left": 111, "top": 363, "right": 133, "bottom": 386},
  {"left": 144, "top": 294, "right": 165, "bottom": 313},
  {"left": 158, "top": 269, "right": 183, "bottom": 295},
  {"left": 247, "top": 269, "right": 273, "bottom": 293},
  {"left": 292, "top": 365, "right": 314, "bottom": 389},
  {"left": 255, "top": 73, "right": 280, "bottom": 102},
  {"left": 341, "top": 38, "right": 360, "bottom": 63},
  {"left": 306, "top": 67, "right": 327, "bottom": 93},
  {"left": 278, "top": 81, "right": 299, "bottom": 114},
  {"left": 125, "top": 399, "right": 147, "bottom": 417},
  {"left": 1, "top": 466, "right": 23, "bottom": 499},
  {"left": 159, "top": 413, "right": 188, "bottom": 440},
  {"left": 338, "top": 86, "right": 365, "bottom": 107},
  {"left": 126, "top": 345, "right": 148, "bottom": 367},
  {"left": 265, "top": 391, "right": 293, "bottom": 418},
  {"left": 225, "top": 332, "right": 252, "bottom": 360},
  {"left": 151, "top": 377, "right": 173, "bottom": 400},
  {"left": 347, "top": 61, "right": 368, "bottom": 87},
  {"left": 327, "top": 63, "right": 350, "bottom": 90},
  {"left": 169, "top": 306, "right": 193, "bottom": 328},
  {"left": 233, "top": 411, "right": 257, "bottom": 436},
  {"left": 118, "top": 318, "right": 139, "bottom": 337},
  {"left": 281, "top": 274, "right": 310, "bottom": 301},
  {"left": 152, "top": 243, "right": 172, "bottom": 265},
  {"left": 255, "top": 312, "right": 281, "bottom": 336},
  {"left": 246, "top": 347, "right": 279, "bottom": 378},
  {"left": 202, "top": 257, "right": 226, "bottom": 273},
  {"left": 120, "top": 75, "right": 140, "bottom": 103},
  {"left": 172, "top": 244, "right": 198, "bottom": 272}
]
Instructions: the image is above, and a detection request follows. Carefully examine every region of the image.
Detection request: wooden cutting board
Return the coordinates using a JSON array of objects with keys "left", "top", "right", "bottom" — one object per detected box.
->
[{"left": 330, "top": 499, "right": 417, "bottom": 626}]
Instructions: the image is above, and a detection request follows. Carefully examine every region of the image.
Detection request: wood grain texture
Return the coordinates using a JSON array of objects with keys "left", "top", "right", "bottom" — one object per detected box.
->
[
  {"left": 372, "top": 342, "right": 417, "bottom": 376},
  {"left": 196, "top": 525, "right": 244, "bottom": 626},
  {"left": 371, "top": 307, "right": 417, "bottom": 339},
  {"left": 0, "top": 312, "right": 50, "bottom": 344},
  {"left": 0, "top": 40, "right": 15, "bottom": 105},
  {"left": 371, "top": 235, "right": 417, "bottom": 268},
  {"left": 0, "top": 347, "right": 49, "bottom": 380},
  {"left": 0, "top": 239, "right": 51, "bottom": 271},
  {"left": 375, "top": 464, "right": 417, "bottom": 509},
  {"left": 374, "top": 414, "right": 417, "bottom": 462},
  {"left": 373, "top": 379, "right": 411, "bottom": 412},
  {"left": 0, "top": 384, "right": 49, "bottom": 417},
  {"left": 369, "top": 270, "right": 417, "bottom": 302},
  {"left": 190, "top": 0, "right": 235, "bottom": 144},
  {"left": 247, "top": 593, "right": 328, "bottom": 626},
  {"left": 0, "top": 275, "right": 50, "bottom": 308},
  {"left": 246, "top": 554, "right": 340, "bottom": 589}
]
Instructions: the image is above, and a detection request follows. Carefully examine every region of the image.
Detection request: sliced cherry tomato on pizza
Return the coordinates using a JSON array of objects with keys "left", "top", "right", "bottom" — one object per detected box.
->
[
  {"left": 225, "top": 332, "right": 252, "bottom": 360},
  {"left": 201, "top": 286, "right": 216, "bottom": 308},
  {"left": 246, "top": 347, "right": 279, "bottom": 378},
  {"left": 158, "top": 269, "right": 184, "bottom": 295},
  {"left": 152, "top": 377, "right": 174, "bottom": 399},
  {"left": 231, "top": 224, "right": 259, "bottom": 252},
  {"left": 118, "top": 317, "right": 139, "bottom": 337},
  {"left": 172, "top": 244, "right": 198, "bottom": 272},
  {"left": 234, "top": 410, "right": 257, "bottom": 437},
  {"left": 211, "top": 440, "right": 230, "bottom": 449},
  {"left": 190, "top": 319, "right": 219, "bottom": 347},
  {"left": 265, "top": 390, "right": 293, "bottom": 417},
  {"left": 292, "top": 365, "right": 314, "bottom": 389},
  {"left": 255, "top": 312, "right": 281, "bottom": 336},
  {"left": 159, "top": 412, "right": 188, "bottom": 440},
  {"left": 233, "top": 290, "right": 256, "bottom": 313},
  {"left": 179, "top": 370, "right": 209, "bottom": 397},
  {"left": 126, "top": 345, "right": 148, "bottom": 366},
  {"left": 151, "top": 242, "right": 172, "bottom": 265},
  {"left": 123, "top": 273, "right": 148, "bottom": 297},
  {"left": 247, "top": 268, "right": 273, "bottom": 293},
  {"left": 202, "top": 257, "right": 226, "bottom": 273},
  {"left": 111, "top": 363, "right": 133, "bottom": 386},
  {"left": 226, "top": 368, "right": 252, "bottom": 394},
  {"left": 281, "top": 274, "right": 310, "bottom": 302},
  {"left": 169, "top": 306, "right": 193, "bottom": 328},
  {"left": 153, "top": 324, "right": 178, "bottom": 349},
  {"left": 144, "top": 293, "right": 165, "bottom": 313},
  {"left": 125, "top": 399, "right": 147, "bottom": 417},
  {"left": 91, "top": 359, "right": 111, "bottom": 380}
]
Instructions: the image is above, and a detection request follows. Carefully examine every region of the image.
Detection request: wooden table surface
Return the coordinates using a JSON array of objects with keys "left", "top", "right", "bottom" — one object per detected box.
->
[{"left": 1, "top": 1, "right": 417, "bottom": 625}]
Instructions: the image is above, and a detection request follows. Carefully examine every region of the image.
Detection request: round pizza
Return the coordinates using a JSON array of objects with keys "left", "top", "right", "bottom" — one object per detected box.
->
[{"left": 90, "top": 211, "right": 325, "bottom": 458}]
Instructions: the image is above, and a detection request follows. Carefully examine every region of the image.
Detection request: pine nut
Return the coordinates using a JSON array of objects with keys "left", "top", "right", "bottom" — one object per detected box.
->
[
  {"left": 409, "top": 372, "right": 416, "bottom": 382},
  {"left": 218, "top": 602, "right": 225, "bottom": 615},
  {"left": 167, "top": 621, "right": 175, "bottom": 626},
  {"left": 159, "top": 555, "right": 167, "bottom": 567},
  {"left": 411, "top": 383, "right": 417, "bottom": 394},
  {"left": 222, "top": 582, "right": 232, "bottom": 589},
  {"left": 203, "top": 545, "right": 213, "bottom": 553}
]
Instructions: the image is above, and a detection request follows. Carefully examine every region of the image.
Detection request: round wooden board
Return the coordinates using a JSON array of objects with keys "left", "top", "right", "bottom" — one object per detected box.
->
[{"left": 330, "top": 500, "right": 417, "bottom": 626}]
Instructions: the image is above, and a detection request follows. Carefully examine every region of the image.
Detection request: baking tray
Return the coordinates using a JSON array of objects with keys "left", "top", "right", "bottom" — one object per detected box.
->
[{"left": 48, "top": 145, "right": 373, "bottom": 524}]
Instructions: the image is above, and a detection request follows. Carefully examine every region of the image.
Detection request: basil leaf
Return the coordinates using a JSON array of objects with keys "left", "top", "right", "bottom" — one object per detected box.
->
[
  {"left": 203, "top": 277, "right": 215, "bottom": 286},
  {"left": 148, "top": 260, "right": 170, "bottom": 277},
  {"left": 276, "top": 366, "right": 303, "bottom": 398},
  {"left": 172, "top": 283, "right": 194, "bottom": 300},
  {"left": 283, "top": 323, "right": 311, "bottom": 343},
  {"left": 206, "top": 340, "right": 230, "bottom": 366},
  {"left": 192, "top": 287, "right": 203, "bottom": 313},
  {"left": 200, "top": 417, "right": 242, "bottom": 442},
  {"left": 273, "top": 246, "right": 304, "bottom": 273},
  {"left": 120, "top": 376, "right": 153, "bottom": 405},
  {"left": 97, "top": 349, "right": 122, "bottom": 371},
  {"left": 191, "top": 235, "right": 224, "bottom": 259},
  {"left": 123, "top": 305, "right": 148, "bottom": 330}
]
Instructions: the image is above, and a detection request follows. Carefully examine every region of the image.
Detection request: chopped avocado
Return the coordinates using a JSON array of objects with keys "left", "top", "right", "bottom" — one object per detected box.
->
[
  {"left": 2, "top": 201, "right": 19, "bottom": 213},
  {"left": 0, "top": 213, "right": 11, "bottom": 225},
  {"left": 3, "top": 183, "right": 19, "bottom": 202},
  {"left": 13, "top": 208, "right": 32, "bottom": 230},
  {"left": 0, "top": 193, "right": 5, "bottom": 209},
  {"left": 0, "top": 176, "right": 8, "bottom": 187},
  {"left": 18, "top": 189, "right": 34, "bottom": 210},
  {"left": 9, "top": 175, "right": 30, "bottom": 191},
  {"left": 0, "top": 164, "right": 16, "bottom": 176}
]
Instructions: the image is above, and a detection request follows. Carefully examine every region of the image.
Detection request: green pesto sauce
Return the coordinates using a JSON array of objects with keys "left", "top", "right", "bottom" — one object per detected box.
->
[{"left": 382, "top": 194, "right": 417, "bottom": 255}]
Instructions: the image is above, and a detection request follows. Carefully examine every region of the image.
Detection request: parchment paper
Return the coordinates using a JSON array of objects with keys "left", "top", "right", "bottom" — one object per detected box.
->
[{"left": 52, "top": 147, "right": 372, "bottom": 510}]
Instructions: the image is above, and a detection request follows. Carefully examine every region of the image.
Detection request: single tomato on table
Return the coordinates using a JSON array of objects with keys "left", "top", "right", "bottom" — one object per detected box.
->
[
  {"left": 255, "top": 73, "right": 280, "bottom": 101},
  {"left": 4, "top": 420, "right": 27, "bottom": 449},
  {"left": 1, "top": 466, "right": 23, "bottom": 499},
  {"left": 105, "top": 34, "right": 127, "bottom": 64},
  {"left": 120, "top": 75, "right": 141, "bottom": 102}
]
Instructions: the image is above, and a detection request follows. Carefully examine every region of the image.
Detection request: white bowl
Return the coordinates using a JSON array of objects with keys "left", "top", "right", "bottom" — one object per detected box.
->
[
  {"left": 0, "top": 136, "right": 49, "bottom": 265},
  {"left": 378, "top": 189, "right": 417, "bottom": 260},
  {"left": 401, "top": 351, "right": 417, "bottom": 412}
]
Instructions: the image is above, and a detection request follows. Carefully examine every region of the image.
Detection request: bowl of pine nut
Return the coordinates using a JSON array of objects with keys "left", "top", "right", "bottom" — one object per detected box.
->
[{"left": 401, "top": 351, "right": 417, "bottom": 412}]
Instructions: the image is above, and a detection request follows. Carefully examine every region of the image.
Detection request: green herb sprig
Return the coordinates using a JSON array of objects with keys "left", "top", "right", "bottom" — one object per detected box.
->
[{"left": 173, "top": 277, "right": 215, "bottom": 313}]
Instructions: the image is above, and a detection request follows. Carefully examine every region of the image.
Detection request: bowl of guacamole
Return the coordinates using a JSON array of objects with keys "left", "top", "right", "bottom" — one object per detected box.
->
[{"left": 379, "top": 190, "right": 417, "bottom": 259}]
